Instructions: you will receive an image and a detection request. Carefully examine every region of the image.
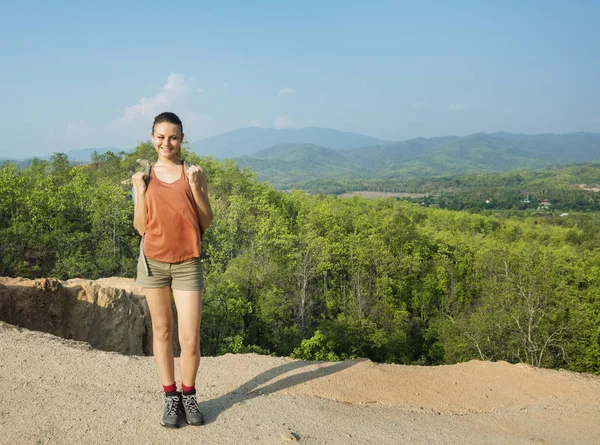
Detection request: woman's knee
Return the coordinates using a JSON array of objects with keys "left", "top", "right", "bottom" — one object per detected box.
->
[
  {"left": 152, "top": 321, "right": 173, "bottom": 343},
  {"left": 179, "top": 331, "right": 200, "bottom": 353}
]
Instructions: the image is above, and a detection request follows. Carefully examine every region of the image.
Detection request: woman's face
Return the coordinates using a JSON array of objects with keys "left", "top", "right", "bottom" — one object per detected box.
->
[{"left": 152, "top": 122, "right": 183, "bottom": 161}]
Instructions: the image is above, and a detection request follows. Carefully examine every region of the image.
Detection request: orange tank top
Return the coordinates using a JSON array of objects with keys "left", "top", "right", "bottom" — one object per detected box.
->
[{"left": 143, "top": 164, "right": 202, "bottom": 262}]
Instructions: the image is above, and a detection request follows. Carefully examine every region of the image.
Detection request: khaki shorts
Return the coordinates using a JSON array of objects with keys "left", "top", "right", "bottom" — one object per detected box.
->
[{"left": 136, "top": 254, "right": 204, "bottom": 291}]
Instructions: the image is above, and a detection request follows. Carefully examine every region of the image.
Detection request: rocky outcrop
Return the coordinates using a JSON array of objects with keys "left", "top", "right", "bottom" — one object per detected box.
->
[{"left": 0, "top": 277, "right": 153, "bottom": 355}]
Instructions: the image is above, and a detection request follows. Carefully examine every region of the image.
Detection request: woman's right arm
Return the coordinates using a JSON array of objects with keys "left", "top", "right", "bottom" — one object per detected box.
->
[{"left": 132, "top": 172, "right": 147, "bottom": 236}]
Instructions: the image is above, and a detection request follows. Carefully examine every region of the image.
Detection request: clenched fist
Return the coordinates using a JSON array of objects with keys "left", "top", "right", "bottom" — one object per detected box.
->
[
  {"left": 186, "top": 164, "right": 208, "bottom": 189},
  {"left": 131, "top": 171, "right": 148, "bottom": 193}
]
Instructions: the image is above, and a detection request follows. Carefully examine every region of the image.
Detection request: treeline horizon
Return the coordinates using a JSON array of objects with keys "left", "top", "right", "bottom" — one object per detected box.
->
[{"left": 1, "top": 144, "right": 599, "bottom": 374}]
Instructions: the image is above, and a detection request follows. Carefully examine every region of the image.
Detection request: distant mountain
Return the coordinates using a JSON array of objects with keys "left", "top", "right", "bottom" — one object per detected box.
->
[
  {"left": 342, "top": 132, "right": 600, "bottom": 176},
  {"left": 235, "top": 144, "right": 359, "bottom": 186},
  {"left": 234, "top": 132, "right": 600, "bottom": 189},
  {"left": 190, "top": 127, "right": 390, "bottom": 158}
]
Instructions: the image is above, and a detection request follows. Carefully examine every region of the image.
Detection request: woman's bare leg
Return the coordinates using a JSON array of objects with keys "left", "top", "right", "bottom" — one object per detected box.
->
[
  {"left": 172, "top": 289, "right": 203, "bottom": 387},
  {"left": 144, "top": 286, "right": 175, "bottom": 386}
]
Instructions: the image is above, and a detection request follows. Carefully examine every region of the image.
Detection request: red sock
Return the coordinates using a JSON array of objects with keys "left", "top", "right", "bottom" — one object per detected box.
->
[
  {"left": 181, "top": 383, "right": 195, "bottom": 394},
  {"left": 163, "top": 383, "right": 177, "bottom": 393}
]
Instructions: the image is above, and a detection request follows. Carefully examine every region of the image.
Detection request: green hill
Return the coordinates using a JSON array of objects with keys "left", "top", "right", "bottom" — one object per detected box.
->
[
  {"left": 235, "top": 132, "right": 600, "bottom": 190},
  {"left": 344, "top": 132, "right": 600, "bottom": 177}
]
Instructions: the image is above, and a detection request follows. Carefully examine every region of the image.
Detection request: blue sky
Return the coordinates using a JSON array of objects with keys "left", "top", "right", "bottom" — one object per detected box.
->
[{"left": 1, "top": 0, "right": 599, "bottom": 157}]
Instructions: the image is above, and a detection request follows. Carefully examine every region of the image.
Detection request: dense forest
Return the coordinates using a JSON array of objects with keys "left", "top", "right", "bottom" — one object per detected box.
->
[{"left": 1, "top": 143, "right": 599, "bottom": 374}]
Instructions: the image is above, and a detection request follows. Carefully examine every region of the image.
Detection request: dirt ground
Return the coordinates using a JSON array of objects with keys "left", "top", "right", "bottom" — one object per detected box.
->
[{"left": 1, "top": 322, "right": 599, "bottom": 444}]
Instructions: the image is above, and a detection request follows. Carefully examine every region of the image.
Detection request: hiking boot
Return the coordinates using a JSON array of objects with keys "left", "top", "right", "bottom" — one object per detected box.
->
[
  {"left": 182, "top": 392, "right": 204, "bottom": 426},
  {"left": 161, "top": 392, "right": 184, "bottom": 428}
]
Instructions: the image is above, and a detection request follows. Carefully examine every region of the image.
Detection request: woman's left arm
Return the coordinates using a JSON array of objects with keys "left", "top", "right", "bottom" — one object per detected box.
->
[{"left": 186, "top": 165, "right": 214, "bottom": 232}]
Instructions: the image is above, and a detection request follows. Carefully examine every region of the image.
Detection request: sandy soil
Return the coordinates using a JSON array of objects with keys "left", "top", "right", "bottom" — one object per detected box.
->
[
  {"left": 1, "top": 322, "right": 600, "bottom": 444},
  {"left": 576, "top": 184, "right": 600, "bottom": 193}
]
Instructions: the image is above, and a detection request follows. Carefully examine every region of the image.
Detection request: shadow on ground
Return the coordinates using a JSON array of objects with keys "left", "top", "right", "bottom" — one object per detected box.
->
[{"left": 198, "top": 358, "right": 361, "bottom": 424}]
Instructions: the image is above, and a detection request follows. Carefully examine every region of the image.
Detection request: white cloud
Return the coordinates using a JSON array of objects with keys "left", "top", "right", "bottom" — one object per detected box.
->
[
  {"left": 279, "top": 88, "right": 295, "bottom": 96},
  {"left": 274, "top": 115, "right": 296, "bottom": 129},
  {"left": 50, "top": 73, "right": 214, "bottom": 150},
  {"left": 247, "top": 120, "right": 261, "bottom": 127},
  {"left": 111, "top": 73, "right": 191, "bottom": 127},
  {"left": 448, "top": 103, "right": 469, "bottom": 111},
  {"left": 411, "top": 101, "right": 426, "bottom": 108}
]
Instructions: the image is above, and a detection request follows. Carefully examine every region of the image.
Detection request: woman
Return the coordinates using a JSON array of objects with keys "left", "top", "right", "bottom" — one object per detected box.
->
[{"left": 132, "top": 112, "right": 213, "bottom": 428}]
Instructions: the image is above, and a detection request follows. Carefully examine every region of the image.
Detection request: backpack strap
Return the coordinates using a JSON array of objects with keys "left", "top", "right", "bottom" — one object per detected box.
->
[
  {"left": 131, "top": 162, "right": 152, "bottom": 204},
  {"left": 143, "top": 163, "right": 152, "bottom": 187}
]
